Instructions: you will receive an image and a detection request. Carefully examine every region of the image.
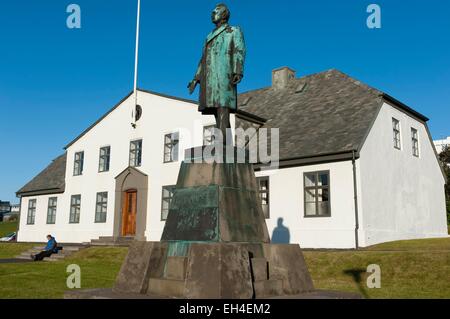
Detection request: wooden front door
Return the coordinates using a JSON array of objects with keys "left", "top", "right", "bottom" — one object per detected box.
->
[{"left": 122, "top": 190, "right": 137, "bottom": 236}]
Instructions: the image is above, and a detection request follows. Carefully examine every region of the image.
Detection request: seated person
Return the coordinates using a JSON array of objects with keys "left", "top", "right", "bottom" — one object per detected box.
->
[{"left": 31, "top": 234, "right": 58, "bottom": 261}]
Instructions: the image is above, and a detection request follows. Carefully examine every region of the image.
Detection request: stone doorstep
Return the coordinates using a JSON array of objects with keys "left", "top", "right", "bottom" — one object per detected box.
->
[
  {"left": 18, "top": 251, "right": 68, "bottom": 258},
  {"left": 15, "top": 256, "right": 33, "bottom": 260},
  {"left": 23, "top": 249, "right": 73, "bottom": 254},
  {"left": 19, "top": 249, "right": 75, "bottom": 256},
  {"left": 31, "top": 246, "right": 81, "bottom": 252},
  {"left": 94, "top": 236, "right": 135, "bottom": 243},
  {"left": 89, "top": 236, "right": 134, "bottom": 247},
  {"left": 165, "top": 256, "right": 188, "bottom": 280},
  {"left": 147, "top": 278, "right": 185, "bottom": 298},
  {"left": 15, "top": 255, "right": 65, "bottom": 261},
  {"left": 89, "top": 242, "right": 131, "bottom": 247},
  {"left": 15, "top": 245, "right": 85, "bottom": 261},
  {"left": 59, "top": 246, "right": 82, "bottom": 251}
]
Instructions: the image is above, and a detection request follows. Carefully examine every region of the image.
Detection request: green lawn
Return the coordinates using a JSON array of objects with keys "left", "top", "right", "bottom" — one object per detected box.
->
[
  {"left": 363, "top": 237, "right": 450, "bottom": 251},
  {"left": 0, "top": 237, "right": 449, "bottom": 299},
  {"left": 0, "top": 245, "right": 127, "bottom": 298},
  {"left": 0, "top": 242, "right": 35, "bottom": 259},
  {"left": 0, "top": 221, "right": 18, "bottom": 237}
]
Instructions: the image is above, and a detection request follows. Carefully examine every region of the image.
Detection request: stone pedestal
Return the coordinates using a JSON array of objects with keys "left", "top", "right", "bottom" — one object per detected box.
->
[
  {"left": 113, "top": 241, "right": 314, "bottom": 298},
  {"left": 112, "top": 147, "right": 315, "bottom": 298},
  {"left": 161, "top": 147, "right": 270, "bottom": 243}
]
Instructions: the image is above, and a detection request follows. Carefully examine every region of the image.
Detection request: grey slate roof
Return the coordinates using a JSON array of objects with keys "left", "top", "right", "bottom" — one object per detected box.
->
[
  {"left": 236, "top": 69, "right": 426, "bottom": 161},
  {"left": 16, "top": 153, "right": 66, "bottom": 196},
  {"left": 17, "top": 69, "right": 432, "bottom": 195}
]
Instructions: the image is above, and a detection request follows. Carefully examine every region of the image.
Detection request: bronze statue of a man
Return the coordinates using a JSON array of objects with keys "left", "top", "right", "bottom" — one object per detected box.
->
[{"left": 188, "top": 4, "right": 246, "bottom": 138}]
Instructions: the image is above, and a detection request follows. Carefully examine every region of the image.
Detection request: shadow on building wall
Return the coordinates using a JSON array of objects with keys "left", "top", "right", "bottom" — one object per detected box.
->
[{"left": 271, "top": 217, "right": 290, "bottom": 244}]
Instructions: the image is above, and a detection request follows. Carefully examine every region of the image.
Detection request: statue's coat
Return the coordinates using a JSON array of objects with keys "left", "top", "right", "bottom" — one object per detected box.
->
[{"left": 194, "top": 23, "right": 246, "bottom": 115}]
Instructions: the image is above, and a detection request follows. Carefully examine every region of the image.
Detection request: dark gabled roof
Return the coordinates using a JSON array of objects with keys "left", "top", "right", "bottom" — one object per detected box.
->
[
  {"left": 236, "top": 69, "right": 428, "bottom": 162},
  {"left": 16, "top": 153, "right": 66, "bottom": 197}
]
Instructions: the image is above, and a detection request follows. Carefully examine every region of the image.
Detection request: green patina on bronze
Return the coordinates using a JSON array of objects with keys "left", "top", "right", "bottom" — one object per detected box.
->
[
  {"left": 188, "top": 4, "right": 246, "bottom": 115},
  {"left": 168, "top": 185, "right": 219, "bottom": 241},
  {"left": 166, "top": 241, "right": 192, "bottom": 257},
  {"left": 161, "top": 150, "right": 270, "bottom": 244}
]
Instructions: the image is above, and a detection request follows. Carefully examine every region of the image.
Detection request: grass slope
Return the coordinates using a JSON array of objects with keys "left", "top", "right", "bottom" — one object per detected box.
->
[
  {"left": 0, "top": 237, "right": 449, "bottom": 299},
  {"left": 0, "top": 243, "right": 35, "bottom": 259},
  {"left": 0, "top": 221, "right": 18, "bottom": 237},
  {"left": 304, "top": 249, "right": 450, "bottom": 298},
  {"left": 0, "top": 246, "right": 127, "bottom": 298}
]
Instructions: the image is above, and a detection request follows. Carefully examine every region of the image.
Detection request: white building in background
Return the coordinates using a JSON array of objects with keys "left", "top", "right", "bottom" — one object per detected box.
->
[
  {"left": 16, "top": 68, "right": 448, "bottom": 248},
  {"left": 434, "top": 136, "right": 450, "bottom": 153},
  {"left": 10, "top": 204, "right": 20, "bottom": 213}
]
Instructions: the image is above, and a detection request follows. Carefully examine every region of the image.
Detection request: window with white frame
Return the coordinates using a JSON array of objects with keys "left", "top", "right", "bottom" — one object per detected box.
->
[
  {"left": 98, "top": 146, "right": 111, "bottom": 172},
  {"left": 304, "top": 171, "right": 330, "bottom": 217},
  {"left": 69, "top": 195, "right": 81, "bottom": 224},
  {"left": 256, "top": 176, "right": 270, "bottom": 219},
  {"left": 46, "top": 197, "right": 57, "bottom": 224},
  {"left": 161, "top": 185, "right": 176, "bottom": 220},
  {"left": 129, "top": 140, "right": 142, "bottom": 167},
  {"left": 95, "top": 192, "right": 108, "bottom": 223},
  {"left": 392, "top": 118, "right": 401, "bottom": 150},
  {"left": 411, "top": 128, "right": 419, "bottom": 157},
  {"left": 203, "top": 125, "right": 216, "bottom": 146},
  {"left": 73, "top": 151, "right": 84, "bottom": 176},
  {"left": 164, "top": 132, "right": 179, "bottom": 163},
  {"left": 27, "top": 199, "right": 36, "bottom": 225}
]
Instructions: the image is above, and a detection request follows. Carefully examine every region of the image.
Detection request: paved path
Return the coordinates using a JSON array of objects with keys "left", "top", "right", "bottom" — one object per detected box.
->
[{"left": 0, "top": 258, "right": 33, "bottom": 264}]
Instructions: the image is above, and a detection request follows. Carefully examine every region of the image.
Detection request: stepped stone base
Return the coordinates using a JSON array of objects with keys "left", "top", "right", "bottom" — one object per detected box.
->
[
  {"left": 111, "top": 241, "right": 314, "bottom": 299},
  {"left": 86, "top": 236, "right": 135, "bottom": 247},
  {"left": 64, "top": 288, "right": 362, "bottom": 299}
]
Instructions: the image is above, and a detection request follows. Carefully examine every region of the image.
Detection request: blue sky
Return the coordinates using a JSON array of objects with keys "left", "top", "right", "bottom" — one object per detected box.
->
[{"left": 0, "top": 0, "right": 449, "bottom": 203}]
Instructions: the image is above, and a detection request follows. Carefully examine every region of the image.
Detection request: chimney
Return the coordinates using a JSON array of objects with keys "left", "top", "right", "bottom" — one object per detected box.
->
[{"left": 272, "top": 67, "right": 296, "bottom": 90}]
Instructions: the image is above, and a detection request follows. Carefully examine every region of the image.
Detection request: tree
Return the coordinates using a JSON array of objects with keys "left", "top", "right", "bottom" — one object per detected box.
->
[{"left": 438, "top": 146, "right": 450, "bottom": 225}]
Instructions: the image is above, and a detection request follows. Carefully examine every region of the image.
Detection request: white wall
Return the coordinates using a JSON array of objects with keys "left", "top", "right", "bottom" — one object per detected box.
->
[
  {"left": 358, "top": 102, "right": 448, "bottom": 246},
  {"left": 18, "top": 91, "right": 221, "bottom": 243},
  {"left": 18, "top": 195, "right": 65, "bottom": 242},
  {"left": 256, "top": 160, "right": 357, "bottom": 249},
  {"left": 18, "top": 94, "right": 447, "bottom": 247},
  {"left": 17, "top": 88, "right": 359, "bottom": 248}
]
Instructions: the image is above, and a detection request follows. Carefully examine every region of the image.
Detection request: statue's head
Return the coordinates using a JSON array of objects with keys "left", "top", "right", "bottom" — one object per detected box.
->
[{"left": 211, "top": 3, "right": 230, "bottom": 25}]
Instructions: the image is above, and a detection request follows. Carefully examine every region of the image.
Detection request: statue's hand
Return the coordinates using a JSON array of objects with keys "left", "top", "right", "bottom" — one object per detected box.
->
[
  {"left": 188, "top": 80, "right": 198, "bottom": 95},
  {"left": 231, "top": 74, "right": 243, "bottom": 85}
]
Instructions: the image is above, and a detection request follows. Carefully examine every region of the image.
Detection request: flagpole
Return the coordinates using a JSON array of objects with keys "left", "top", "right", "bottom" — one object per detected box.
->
[{"left": 132, "top": 0, "right": 141, "bottom": 128}]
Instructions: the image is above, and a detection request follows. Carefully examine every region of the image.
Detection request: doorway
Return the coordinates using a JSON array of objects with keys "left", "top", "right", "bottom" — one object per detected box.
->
[
  {"left": 122, "top": 190, "right": 137, "bottom": 236},
  {"left": 114, "top": 166, "right": 148, "bottom": 241}
]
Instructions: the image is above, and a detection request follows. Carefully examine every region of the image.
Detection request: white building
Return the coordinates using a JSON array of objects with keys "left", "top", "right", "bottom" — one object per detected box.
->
[
  {"left": 16, "top": 68, "right": 448, "bottom": 248},
  {"left": 434, "top": 136, "right": 450, "bottom": 153},
  {"left": 10, "top": 204, "right": 20, "bottom": 213}
]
